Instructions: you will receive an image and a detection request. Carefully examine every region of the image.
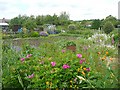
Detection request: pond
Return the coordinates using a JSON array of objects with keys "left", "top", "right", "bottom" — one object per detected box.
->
[{"left": 2, "top": 36, "right": 78, "bottom": 51}]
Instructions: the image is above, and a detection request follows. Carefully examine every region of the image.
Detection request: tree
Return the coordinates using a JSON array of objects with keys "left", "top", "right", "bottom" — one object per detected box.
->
[
  {"left": 58, "top": 11, "right": 70, "bottom": 25},
  {"left": 36, "top": 15, "right": 45, "bottom": 25},
  {"left": 24, "top": 15, "right": 37, "bottom": 30},
  {"left": 91, "top": 19, "right": 101, "bottom": 30},
  {"left": 103, "top": 21, "right": 114, "bottom": 34},
  {"left": 103, "top": 15, "right": 117, "bottom": 27},
  {"left": 9, "top": 14, "right": 28, "bottom": 29},
  {"left": 52, "top": 14, "right": 59, "bottom": 25}
]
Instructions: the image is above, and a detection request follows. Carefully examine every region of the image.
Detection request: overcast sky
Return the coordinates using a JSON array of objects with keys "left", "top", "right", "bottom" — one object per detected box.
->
[{"left": 0, "top": 0, "right": 119, "bottom": 20}]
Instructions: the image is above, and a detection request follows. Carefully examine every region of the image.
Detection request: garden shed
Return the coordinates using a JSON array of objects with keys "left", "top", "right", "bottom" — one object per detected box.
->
[
  {"left": 0, "top": 18, "right": 9, "bottom": 32},
  {"left": 0, "top": 23, "right": 9, "bottom": 32}
]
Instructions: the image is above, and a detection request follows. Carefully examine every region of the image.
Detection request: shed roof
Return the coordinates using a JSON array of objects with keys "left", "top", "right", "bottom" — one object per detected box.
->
[{"left": 0, "top": 23, "right": 9, "bottom": 26}]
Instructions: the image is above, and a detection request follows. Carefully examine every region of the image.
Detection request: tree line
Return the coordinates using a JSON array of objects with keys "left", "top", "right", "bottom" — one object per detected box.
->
[
  {"left": 9, "top": 12, "right": 119, "bottom": 34},
  {"left": 9, "top": 11, "right": 70, "bottom": 30}
]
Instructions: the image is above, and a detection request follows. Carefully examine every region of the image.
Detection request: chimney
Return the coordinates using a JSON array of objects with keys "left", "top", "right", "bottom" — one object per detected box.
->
[{"left": 2, "top": 18, "right": 5, "bottom": 23}]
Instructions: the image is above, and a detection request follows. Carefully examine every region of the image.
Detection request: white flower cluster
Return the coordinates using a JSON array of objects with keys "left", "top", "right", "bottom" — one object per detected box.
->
[
  {"left": 96, "top": 44, "right": 115, "bottom": 49},
  {"left": 87, "top": 33, "right": 110, "bottom": 44}
]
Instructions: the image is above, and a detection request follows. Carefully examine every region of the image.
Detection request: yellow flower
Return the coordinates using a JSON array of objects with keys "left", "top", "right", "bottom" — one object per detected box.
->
[
  {"left": 110, "top": 58, "right": 113, "bottom": 61},
  {"left": 50, "top": 82, "right": 52, "bottom": 86},
  {"left": 70, "top": 80, "right": 72, "bottom": 83},
  {"left": 46, "top": 88, "right": 50, "bottom": 90},
  {"left": 75, "top": 85, "right": 77, "bottom": 88},
  {"left": 83, "top": 68, "right": 86, "bottom": 71},
  {"left": 101, "top": 56, "right": 106, "bottom": 60},
  {"left": 77, "top": 68, "right": 80, "bottom": 72},
  {"left": 106, "top": 52, "right": 108, "bottom": 55},
  {"left": 56, "top": 88, "right": 58, "bottom": 90},
  {"left": 80, "top": 66, "right": 83, "bottom": 69},
  {"left": 97, "top": 52, "right": 101, "bottom": 55},
  {"left": 81, "top": 71, "right": 85, "bottom": 76},
  {"left": 70, "top": 85, "right": 72, "bottom": 88},
  {"left": 46, "top": 81, "right": 49, "bottom": 85}
]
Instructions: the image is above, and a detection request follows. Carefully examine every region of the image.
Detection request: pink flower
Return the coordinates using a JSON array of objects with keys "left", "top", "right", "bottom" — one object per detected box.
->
[
  {"left": 62, "top": 50, "right": 66, "bottom": 53},
  {"left": 28, "top": 73, "right": 34, "bottom": 78},
  {"left": 112, "top": 37, "right": 114, "bottom": 45},
  {"left": 79, "top": 60, "right": 83, "bottom": 64},
  {"left": 79, "top": 59, "right": 86, "bottom": 64},
  {"left": 83, "top": 46, "right": 88, "bottom": 51},
  {"left": 26, "top": 54, "right": 32, "bottom": 58},
  {"left": 86, "top": 68, "right": 90, "bottom": 72},
  {"left": 62, "top": 64, "right": 70, "bottom": 69},
  {"left": 76, "top": 54, "right": 82, "bottom": 58},
  {"left": 74, "top": 78, "right": 77, "bottom": 82},
  {"left": 20, "top": 58, "right": 25, "bottom": 62},
  {"left": 51, "top": 62, "right": 56, "bottom": 67}
]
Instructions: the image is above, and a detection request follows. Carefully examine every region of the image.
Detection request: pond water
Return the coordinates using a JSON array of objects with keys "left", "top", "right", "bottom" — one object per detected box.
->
[{"left": 3, "top": 36, "right": 78, "bottom": 51}]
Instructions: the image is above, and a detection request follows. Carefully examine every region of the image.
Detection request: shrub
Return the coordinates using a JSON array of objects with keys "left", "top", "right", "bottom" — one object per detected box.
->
[
  {"left": 103, "top": 21, "right": 114, "bottom": 34},
  {"left": 110, "top": 29, "right": 118, "bottom": 45},
  {"left": 68, "top": 24, "right": 76, "bottom": 30},
  {"left": 54, "top": 30, "right": 61, "bottom": 34},
  {"left": 30, "top": 31, "right": 39, "bottom": 37}
]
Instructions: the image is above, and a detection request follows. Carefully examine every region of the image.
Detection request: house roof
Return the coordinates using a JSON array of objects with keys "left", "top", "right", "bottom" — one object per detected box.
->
[
  {"left": 0, "top": 23, "right": 9, "bottom": 26},
  {"left": 0, "top": 18, "right": 10, "bottom": 23}
]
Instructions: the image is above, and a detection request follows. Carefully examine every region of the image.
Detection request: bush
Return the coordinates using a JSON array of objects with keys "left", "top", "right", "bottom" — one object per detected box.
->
[
  {"left": 54, "top": 30, "right": 61, "bottom": 34},
  {"left": 103, "top": 22, "right": 114, "bottom": 34},
  {"left": 110, "top": 29, "right": 118, "bottom": 45},
  {"left": 68, "top": 24, "right": 76, "bottom": 30},
  {"left": 30, "top": 31, "right": 39, "bottom": 37},
  {"left": 67, "top": 30, "right": 81, "bottom": 34}
]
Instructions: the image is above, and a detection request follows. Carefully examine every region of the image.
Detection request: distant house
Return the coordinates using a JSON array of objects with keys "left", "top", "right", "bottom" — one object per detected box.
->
[
  {"left": 86, "top": 24, "right": 92, "bottom": 28},
  {"left": 0, "top": 18, "right": 10, "bottom": 32}
]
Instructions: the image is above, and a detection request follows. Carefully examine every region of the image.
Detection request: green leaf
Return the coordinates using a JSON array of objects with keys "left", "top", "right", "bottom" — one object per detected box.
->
[{"left": 18, "top": 74, "right": 24, "bottom": 88}]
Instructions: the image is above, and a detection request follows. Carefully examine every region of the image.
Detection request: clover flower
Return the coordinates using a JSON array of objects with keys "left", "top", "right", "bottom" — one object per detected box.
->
[
  {"left": 20, "top": 58, "right": 25, "bottom": 62},
  {"left": 62, "top": 64, "right": 70, "bottom": 69},
  {"left": 28, "top": 73, "right": 34, "bottom": 78},
  {"left": 86, "top": 68, "right": 90, "bottom": 72},
  {"left": 62, "top": 49, "right": 66, "bottom": 53},
  {"left": 79, "top": 58, "right": 85, "bottom": 64},
  {"left": 26, "top": 54, "right": 32, "bottom": 58},
  {"left": 76, "top": 54, "right": 82, "bottom": 58},
  {"left": 51, "top": 62, "right": 56, "bottom": 67}
]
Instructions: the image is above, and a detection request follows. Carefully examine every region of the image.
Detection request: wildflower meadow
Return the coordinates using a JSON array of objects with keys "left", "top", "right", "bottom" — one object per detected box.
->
[{"left": 2, "top": 30, "right": 119, "bottom": 89}]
